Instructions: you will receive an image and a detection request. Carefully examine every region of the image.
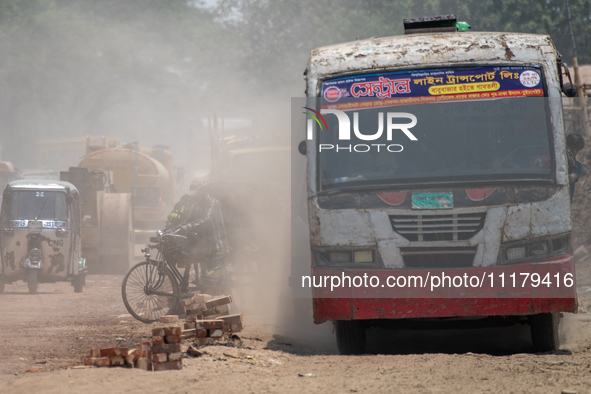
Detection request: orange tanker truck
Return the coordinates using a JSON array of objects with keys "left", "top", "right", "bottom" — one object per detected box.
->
[{"left": 60, "top": 137, "right": 177, "bottom": 273}]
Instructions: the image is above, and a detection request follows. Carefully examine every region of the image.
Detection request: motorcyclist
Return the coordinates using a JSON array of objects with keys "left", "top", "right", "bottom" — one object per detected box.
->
[{"left": 165, "top": 178, "right": 229, "bottom": 294}]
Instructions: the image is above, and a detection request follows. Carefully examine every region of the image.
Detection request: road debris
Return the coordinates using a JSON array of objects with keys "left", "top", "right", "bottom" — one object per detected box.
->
[
  {"left": 182, "top": 294, "right": 244, "bottom": 345},
  {"left": 78, "top": 293, "right": 241, "bottom": 371}
]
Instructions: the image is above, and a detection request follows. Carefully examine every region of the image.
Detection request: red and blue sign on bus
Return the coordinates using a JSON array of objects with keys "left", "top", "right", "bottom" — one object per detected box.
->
[{"left": 321, "top": 65, "right": 544, "bottom": 110}]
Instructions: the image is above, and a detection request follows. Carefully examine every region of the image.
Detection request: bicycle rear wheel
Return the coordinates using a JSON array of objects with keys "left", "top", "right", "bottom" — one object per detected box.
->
[{"left": 122, "top": 261, "right": 180, "bottom": 323}]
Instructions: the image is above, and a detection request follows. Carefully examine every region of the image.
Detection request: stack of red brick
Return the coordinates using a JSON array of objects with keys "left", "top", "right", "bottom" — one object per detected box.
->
[
  {"left": 83, "top": 325, "right": 183, "bottom": 371},
  {"left": 81, "top": 294, "right": 242, "bottom": 371},
  {"left": 181, "top": 294, "right": 243, "bottom": 345},
  {"left": 84, "top": 347, "right": 140, "bottom": 368},
  {"left": 143, "top": 325, "right": 183, "bottom": 371}
]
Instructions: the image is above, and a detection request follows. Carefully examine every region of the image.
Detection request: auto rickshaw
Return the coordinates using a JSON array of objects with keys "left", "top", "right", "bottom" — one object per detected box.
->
[{"left": 0, "top": 180, "right": 86, "bottom": 294}]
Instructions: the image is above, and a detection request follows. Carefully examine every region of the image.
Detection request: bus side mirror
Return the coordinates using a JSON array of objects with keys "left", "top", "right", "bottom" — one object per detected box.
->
[
  {"left": 298, "top": 141, "right": 307, "bottom": 155},
  {"left": 563, "top": 82, "right": 577, "bottom": 98}
]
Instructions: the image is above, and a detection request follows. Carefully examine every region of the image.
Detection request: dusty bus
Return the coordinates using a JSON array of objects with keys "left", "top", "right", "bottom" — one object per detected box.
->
[{"left": 301, "top": 18, "right": 579, "bottom": 354}]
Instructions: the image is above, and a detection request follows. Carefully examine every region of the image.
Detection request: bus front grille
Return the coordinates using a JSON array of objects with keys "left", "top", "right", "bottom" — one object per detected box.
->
[
  {"left": 389, "top": 213, "right": 486, "bottom": 242},
  {"left": 400, "top": 247, "right": 477, "bottom": 268}
]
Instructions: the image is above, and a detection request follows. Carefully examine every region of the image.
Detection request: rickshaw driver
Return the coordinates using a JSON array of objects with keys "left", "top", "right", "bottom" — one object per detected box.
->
[{"left": 164, "top": 178, "right": 229, "bottom": 294}]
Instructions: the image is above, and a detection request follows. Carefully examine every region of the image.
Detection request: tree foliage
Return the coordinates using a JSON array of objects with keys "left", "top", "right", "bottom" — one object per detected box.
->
[{"left": 216, "top": 0, "right": 591, "bottom": 93}]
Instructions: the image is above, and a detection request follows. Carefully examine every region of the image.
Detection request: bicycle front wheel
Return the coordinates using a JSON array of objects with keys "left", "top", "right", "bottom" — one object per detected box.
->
[{"left": 121, "top": 261, "right": 180, "bottom": 323}]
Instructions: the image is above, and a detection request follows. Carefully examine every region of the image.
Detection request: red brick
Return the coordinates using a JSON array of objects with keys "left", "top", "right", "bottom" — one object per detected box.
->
[
  {"left": 218, "top": 314, "right": 243, "bottom": 325},
  {"left": 135, "top": 358, "right": 152, "bottom": 371},
  {"left": 99, "top": 348, "right": 115, "bottom": 357},
  {"left": 168, "top": 352, "right": 182, "bottom": 361},
  {"left": 159, "top": 315, "right": 179, "bottom": 323},
  {"left": 216, "top": 304, "right": 230, "bottom": 314},
  {"left": 192, "top": 294, "right": 208, "bottom": 303},
  {"left": 163, "top": 327, "right": 182, "bottom": 336},
  {"left": 196, "top": 328, "right": 207, "bottom": 338},
  {"left": 89, "top": 357, "right": 110, "bottom": 367},
  {"left": 152, "top": 328, "right": 165, "bottom": 337},
  {"left": 153, "top": 353, "right": 168, "bottom": 363},
  {"left": 201, "top": 320, "right": 224, "bottom": 330},
  {"left": 152, "top": 336, "right": 164, "bottom": 345},
  {"left": 183, "top": 322, "right": 196, "bottom": 330},
  {"left": 205, "top": 295, "right": 232, "bottom": 309},
  {"left": 140, "top": 349, "right": 152, "bottom": 360},
  {"left": 166, "top": 335, "right": 181, "bottom": 344},
  {"left": 153, "top": 361, "right": 182, "bottom": 371},
  {"left": 84, "top": 358, "right": 93, "bottom": 366},
  {"left": 100, "top": 347, "right": 128, "bottom": 357},
  {"left": 125, "top": 349, "right": 139, "bottom": 365},
  {"left": 89, "top": 348, "right": 101, "bottom": 358},
  {"left": 139, "top": 343, "right": 152, "bottom": 359},
  {"left": 151, "top": 343, "right": 181, "bottom": 354},
  {"left": 110, "top": 356, "right": 125, "bottom": 366}
]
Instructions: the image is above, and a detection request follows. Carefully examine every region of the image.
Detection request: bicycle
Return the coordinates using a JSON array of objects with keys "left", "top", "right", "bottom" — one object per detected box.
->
[{"left": 121, "top": 229, "right": 198, "bottom": 323}]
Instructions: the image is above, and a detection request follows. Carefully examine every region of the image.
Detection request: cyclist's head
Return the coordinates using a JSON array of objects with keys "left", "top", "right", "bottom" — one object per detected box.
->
[
  {"left": 189, "top": 177, "right": 209, "bottom": 191},
  {"left": 567, "top": 133, "right": 585, "bottom": 155}
]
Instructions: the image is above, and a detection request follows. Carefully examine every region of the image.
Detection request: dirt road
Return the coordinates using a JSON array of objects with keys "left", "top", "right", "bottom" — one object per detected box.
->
[{"left": 1, "top": 276, "right": 591, "bottom": 394}]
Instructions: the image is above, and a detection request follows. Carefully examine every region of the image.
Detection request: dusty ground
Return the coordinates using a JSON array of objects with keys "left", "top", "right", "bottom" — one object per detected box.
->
[{"left": 1, "top": 275, "right": 591, "bottom": 394}]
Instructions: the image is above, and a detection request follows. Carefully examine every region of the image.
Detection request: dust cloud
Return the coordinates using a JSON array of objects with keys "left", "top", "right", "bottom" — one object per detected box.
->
[{"left": 0, "top": 0, "right": 331, "bottom": 350}]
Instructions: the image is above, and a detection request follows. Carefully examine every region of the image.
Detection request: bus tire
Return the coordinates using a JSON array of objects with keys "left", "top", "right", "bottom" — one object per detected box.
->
[
  {"left": 530, "top": 313, "right": 559, "bottom": 352},
  {"left": 335, "top": 320, "right": 366, "bottom": 355}
]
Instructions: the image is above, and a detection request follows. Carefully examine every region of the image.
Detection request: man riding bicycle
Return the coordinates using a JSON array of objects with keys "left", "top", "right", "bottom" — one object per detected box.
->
[{"left": 165, "top": 178, "right": 229, "bottom": 294}]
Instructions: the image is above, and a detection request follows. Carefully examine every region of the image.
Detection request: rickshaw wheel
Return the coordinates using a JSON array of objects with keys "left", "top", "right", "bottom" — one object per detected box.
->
[
  {"left": 121, "top": 261, "right": 180, "bottom": 324},
  {"left": 27, "top": 270, "right": 38, "bottom": 294},
  {"left": 73, "top": 275, "right": 84, "bottom": 293}
]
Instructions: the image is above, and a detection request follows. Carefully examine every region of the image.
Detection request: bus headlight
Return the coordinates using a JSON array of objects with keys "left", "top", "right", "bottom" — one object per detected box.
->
[
  {"left": 506, "top": 246, "right": 526, "bottom": 261},
  {"left": 353, "top": 251, "right": 373, "bottom": 263},
  {"left": 316, "top": 249, "right": 378, "bottom": 266},
  {"left": 329, "top": 252, "right": 351, "bottom": 263},
  {"left": 500, "top": 234, "right": 569, "bottom": 264}
]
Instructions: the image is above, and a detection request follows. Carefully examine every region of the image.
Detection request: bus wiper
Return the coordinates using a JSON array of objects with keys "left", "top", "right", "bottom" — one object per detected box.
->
[{"left": 34, "top": 196, "right": 49, "bottom": 221}]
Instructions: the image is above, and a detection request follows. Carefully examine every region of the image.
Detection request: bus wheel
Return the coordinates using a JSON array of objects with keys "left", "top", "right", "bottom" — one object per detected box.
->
[
  {"left": 335, "top": 320, "right": 366, "bottom": 355},
  {"left": 530, "top": 313, "right": 559, "bottom": 352}
]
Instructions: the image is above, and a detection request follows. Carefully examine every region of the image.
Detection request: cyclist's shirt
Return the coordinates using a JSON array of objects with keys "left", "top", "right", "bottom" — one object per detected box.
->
[{"left": 166, "top": 190, "right": 229, "bottom": 256}]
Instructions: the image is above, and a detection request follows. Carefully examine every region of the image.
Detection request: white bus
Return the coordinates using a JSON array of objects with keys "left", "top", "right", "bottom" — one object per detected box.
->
[{"left": 301, "top": 18, "right": 578, "bottom": 354}]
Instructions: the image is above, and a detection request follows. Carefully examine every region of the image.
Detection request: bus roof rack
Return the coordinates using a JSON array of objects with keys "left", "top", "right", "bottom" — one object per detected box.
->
[{"left": 403, "top": 15, "right": 457, "bottom": 35}]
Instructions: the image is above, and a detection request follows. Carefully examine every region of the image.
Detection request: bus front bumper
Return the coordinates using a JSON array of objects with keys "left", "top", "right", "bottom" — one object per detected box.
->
[{"left": 311, "top": 256, "right": 577, "bottom": 324}]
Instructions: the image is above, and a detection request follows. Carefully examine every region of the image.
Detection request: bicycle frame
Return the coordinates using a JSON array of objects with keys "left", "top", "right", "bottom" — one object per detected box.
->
[{"left": 144, "top": 233, "right": 192, "bottom": 299}]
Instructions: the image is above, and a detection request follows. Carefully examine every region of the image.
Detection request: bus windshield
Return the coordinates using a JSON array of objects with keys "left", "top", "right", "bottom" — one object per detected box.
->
[{"left": 318, "top": 66, "right": 553, "bottom": 191}]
